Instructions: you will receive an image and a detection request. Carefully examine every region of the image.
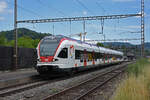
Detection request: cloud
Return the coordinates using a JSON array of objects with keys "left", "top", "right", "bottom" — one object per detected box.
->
[
  {"left": 83, "top": 11, "right": 87, "bottom": 15},
  {"left": 112, "top": 0, "right": 135, "bottom": 2},
  {"left": 0, "top": 1, "right": 7, "bottom": 13}
]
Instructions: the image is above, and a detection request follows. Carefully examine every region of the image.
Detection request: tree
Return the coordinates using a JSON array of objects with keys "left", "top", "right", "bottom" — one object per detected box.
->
[
  {"left": 17, "top": 36, "right": 34, "bottom": 48},
  {"left": 32, "top": 39, "right": 40, "bottom": 48},
  {"left": 3, "top": 36, "right": 40, "bottom": 48},
  {"left": 97, "top": 42, "right": 104, "bottom": 47},
  {"left": 0, "top": 36, "right": 7, "bottom": 46}
]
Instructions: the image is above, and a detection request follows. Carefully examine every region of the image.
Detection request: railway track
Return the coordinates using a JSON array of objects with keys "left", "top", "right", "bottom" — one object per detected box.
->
[
  {"left": 43, "top": 64, "right": 127, "bottom": 100},
  {"left": 0, "top": 73, "right": 68, "bottom": 97},
  {"left": 0, "top": 80, "right": 50, "bottom": 97},
  {"left": 0, "top": 62, "right": 130, "bottom": 98},
  {"left": 0, "top": 76, "right": 41, "bottom": 91}
]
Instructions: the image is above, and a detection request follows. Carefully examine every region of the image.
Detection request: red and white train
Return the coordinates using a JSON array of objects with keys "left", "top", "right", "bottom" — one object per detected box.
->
[{"left": 36, "top": 35, "right": 124, "bottom": 74}]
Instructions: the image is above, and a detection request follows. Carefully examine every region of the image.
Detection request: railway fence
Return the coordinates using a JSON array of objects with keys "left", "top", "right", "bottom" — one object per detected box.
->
[{"left": 0, "top": 46, "right": 37, "bottom": 71}]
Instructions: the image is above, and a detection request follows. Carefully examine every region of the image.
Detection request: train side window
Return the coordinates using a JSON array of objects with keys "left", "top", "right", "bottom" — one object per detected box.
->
[
  {"left": 80, "top": 53, "right": 84, "bottom": 62},
  {"left": 95, "top": 52, "right": 98, "bottom": 61},
  {"left": 58, "top": 48, "right": 68, "bottom": 58},
  {"left": 75, "top": 50, "right": 80, "bottom": 59},
  {"left": 87, "top": 52, "right": 92, "bottom": 61}
]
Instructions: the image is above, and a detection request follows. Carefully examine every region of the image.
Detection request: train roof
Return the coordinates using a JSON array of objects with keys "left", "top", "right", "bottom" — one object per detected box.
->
[{"left": 43, "top": 35, "right": 123, "bottom": 56}]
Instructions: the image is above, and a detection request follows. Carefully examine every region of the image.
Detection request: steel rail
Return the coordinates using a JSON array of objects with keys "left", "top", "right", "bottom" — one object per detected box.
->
[
  {"left": 0, "top": 77, "right": 42, "bottom": 92},
  {"left": 43, "top": 63, "right": 128, "bottom": 100},
  {"left": 0, "top": 80, "right": 49, "bottom": 97},
  {"left": 74, "top": 67, "right": 126, "bottom": 100},
  {"left": 0, "top": 64, "right": 117, "bottom": 97}
]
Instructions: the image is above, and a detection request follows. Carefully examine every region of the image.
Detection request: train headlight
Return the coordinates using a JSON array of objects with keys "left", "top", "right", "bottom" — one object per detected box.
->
[{"left": 37, "top": 58, "right": 41, "bottom": 62}]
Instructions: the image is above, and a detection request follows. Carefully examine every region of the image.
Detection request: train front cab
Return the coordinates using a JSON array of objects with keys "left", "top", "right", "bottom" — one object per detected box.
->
[{"left": 37, "top": 41, "right": 76, "bottom": 74}]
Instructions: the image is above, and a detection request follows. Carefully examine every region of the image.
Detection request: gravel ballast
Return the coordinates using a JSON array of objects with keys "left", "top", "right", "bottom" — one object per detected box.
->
[{"left": 0, "top": 63, "right": 127, "bottom": 100}]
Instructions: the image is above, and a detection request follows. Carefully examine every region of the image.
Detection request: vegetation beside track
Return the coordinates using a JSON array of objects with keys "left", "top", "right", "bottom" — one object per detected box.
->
[{"left": 111, "top": 58, "right": 150, "bottom": 100}]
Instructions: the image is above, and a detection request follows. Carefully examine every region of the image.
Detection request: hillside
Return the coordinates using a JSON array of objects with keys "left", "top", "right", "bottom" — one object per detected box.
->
[
  {"left": 0, "top": 28, "right": 149, "bottom": 51},
  {"left": 0, "top": 28, "right": 51, "bottom": 41},
  {"left": 103, "top": 42, "right": 150, "bottom": 50},
  {"left": 144, "top": 42, "right": 150, "bottom": 50},
  {"left": 103, "top": 42, "right": 132, "bottom": 47}
]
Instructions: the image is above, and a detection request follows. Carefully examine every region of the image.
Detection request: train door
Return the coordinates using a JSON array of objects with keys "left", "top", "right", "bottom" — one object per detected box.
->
[
  {"left": 107, "top": 55, "right": 109, "bottom": 63},
  {"left": 69, "top": 45, "right": 75, "bottom": 67},
  {"left": 104, "top": 53, "right": 106, "bottom": 64},
  {"left": 84, "top": 49, "right": 87, "bottom": 66},
  {"left": 57, "top": 47, "right": 69, "bottom": 68},
  {"left": 92, "top": 51, "right": 95, "bottom": 65}
]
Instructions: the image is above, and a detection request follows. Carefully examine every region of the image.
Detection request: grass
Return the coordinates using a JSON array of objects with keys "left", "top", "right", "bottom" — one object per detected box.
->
[
  {"left": 111, "top": 58, "right": 150, "bottom": 100},
  {"left": 127, "top": 58, "right": 149, "bottom": 77}
]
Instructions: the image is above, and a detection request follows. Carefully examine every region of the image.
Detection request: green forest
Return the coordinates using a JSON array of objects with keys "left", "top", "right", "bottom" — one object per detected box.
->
[
  {"left": 0, "top": 36, "right": 40, "bottom": 48},
  {"left": 0, "top": 28, "right": 51, "bottom": 48},
  {"left": 0, "top": 28, "right": 150, "bottom": 56}
]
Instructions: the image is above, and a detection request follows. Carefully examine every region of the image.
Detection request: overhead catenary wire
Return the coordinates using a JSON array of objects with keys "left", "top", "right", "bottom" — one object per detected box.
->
[
  {"left": 17, "top": 5, "right": 43, "bottom": 18},
  {"left": 36, "top": 0, "right": 67, "bottom": 17},
  {"left": 17, "top": 14, "right": 141, "bottom": 23},
  {"left": 118, "top": 31, "right": 141, "bottom": 34},
  {"left": 75, "top": 0, "right": 95, "bottom": 15},
  {"left": 36, "top": 0, "right": 67, "bottom": 32},
  {"left": 95, "top": 1, "right": 106, "bottom": 15},
  {"left": 6, "top": 1, "right": 43, "bottom": 18}
]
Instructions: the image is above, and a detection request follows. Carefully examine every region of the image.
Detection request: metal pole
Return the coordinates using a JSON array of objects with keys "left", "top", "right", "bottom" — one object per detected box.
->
[
  {"left": 141, "top": 0, "right": 145, "bottom": 57},
  {"left": 80, "top": 33, "right": 82, "bottom": 41},
  {"left": 69, "top": 20, "right": 71, "bottom": 35},
  {"left": 52, "top": 24, "right": 54, "bottom": 36},
  {"left": 103, "top": 34, "right": 105, "bottom": 43},
  {"left": 83, "top": 20, "right": 85, "bottom": 42},
  {"left": 101, "top": 18, "right": 104, "bottom": 34},
  {"left": 14, "top": 0, "right": 18, "bottom": 70}
]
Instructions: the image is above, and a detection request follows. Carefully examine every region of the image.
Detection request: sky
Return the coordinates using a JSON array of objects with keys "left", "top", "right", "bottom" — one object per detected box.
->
[{"left": 0, "top": 0, "right": 150, "bottom": 44}]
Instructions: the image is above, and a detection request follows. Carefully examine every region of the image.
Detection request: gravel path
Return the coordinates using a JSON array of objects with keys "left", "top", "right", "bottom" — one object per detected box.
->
[{"left": 0, "top": 64, "right": 126, "bottom": 100}]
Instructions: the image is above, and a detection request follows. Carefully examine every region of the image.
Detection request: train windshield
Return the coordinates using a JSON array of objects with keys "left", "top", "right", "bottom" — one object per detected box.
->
[{"left": 40, "top": 39, "right": 59, "bottom": 57}]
